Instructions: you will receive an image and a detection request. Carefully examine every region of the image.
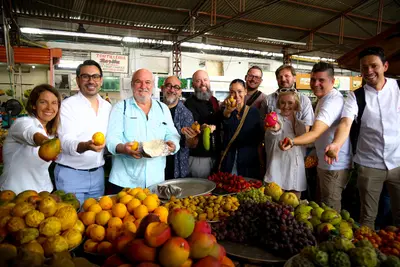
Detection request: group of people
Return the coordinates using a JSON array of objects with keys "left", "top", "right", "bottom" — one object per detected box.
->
[{"left": 0, "top": 46, "right": 399, "bottom": 230}]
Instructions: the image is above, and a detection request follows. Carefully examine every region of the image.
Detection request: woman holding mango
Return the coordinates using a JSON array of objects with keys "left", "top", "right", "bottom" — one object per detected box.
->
[
  {"left": 219, "top": 79, "right": 263, "bottom": 179},
  {"left": 0, "top": 84, "right": 62, "bottom": 194}
]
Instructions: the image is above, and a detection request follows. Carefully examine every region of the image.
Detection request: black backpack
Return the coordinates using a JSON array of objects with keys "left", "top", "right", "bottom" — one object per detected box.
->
[{"left": 349, "top": 80, "right": 400, "bottom": 154}]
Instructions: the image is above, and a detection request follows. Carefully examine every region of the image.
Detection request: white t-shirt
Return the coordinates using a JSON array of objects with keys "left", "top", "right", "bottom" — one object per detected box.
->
[
  {"left": 56, "top": 92, "right": 112, "bottom": 169},
  {"left": 314, "top": 89, "right": 351, "bottom": 170},
  {"left": 0, "top": 116, "right": 54, "bottom": 194},
  {"left": 342, "top": 78, "right": 400, "bottom": 170}
]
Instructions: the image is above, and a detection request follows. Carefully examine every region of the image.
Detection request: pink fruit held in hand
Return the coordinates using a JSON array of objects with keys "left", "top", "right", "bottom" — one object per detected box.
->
[{"left": 264, "top": 112, "right": 278, "bottom": 127}]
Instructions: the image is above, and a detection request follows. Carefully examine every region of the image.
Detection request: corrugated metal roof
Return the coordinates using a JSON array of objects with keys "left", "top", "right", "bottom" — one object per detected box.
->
[{"left": 10, "top": 0, "right": 400, "bottom": 58}]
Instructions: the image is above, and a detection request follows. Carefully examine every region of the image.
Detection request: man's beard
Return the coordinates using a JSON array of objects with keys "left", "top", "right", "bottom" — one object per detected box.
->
[
  {"left": 195, "top": 89, "right": 212, "bottom": 101},
  {"left": 163, "top": 94, "right": 178, "bottom": 106},
  {"left": 135, "top": 95, "right": 151, "bottom": 104},
  {"left": 246, "top": 83, "right": 258, "bottom": 92}
]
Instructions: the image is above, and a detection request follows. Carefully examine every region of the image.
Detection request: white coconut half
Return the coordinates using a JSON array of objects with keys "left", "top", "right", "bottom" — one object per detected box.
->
[{"left": 142, "top": 139, "right": 169, "bottom": 157}]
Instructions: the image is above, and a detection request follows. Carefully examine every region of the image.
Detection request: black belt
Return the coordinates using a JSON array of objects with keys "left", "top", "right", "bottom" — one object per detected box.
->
[{"left": 57, "top": 163, "right": 101, "bottom": 172}]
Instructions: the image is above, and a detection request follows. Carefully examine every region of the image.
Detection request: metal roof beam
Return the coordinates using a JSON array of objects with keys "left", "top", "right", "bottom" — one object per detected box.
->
[
  {"left": 294, "top": 0, "right": 369, "bottom": 43},
  {"left": 175, "top": 0, "right": 208, "bottom": 34},
  {"left": 176, "top": 0, "right": 283, "bottom": 44},
  {"left": 98, "top": 0, "right": 368, "bottom": 41},
  {"left": 283, "top": 0, "right": 395, "bottom": 25}
]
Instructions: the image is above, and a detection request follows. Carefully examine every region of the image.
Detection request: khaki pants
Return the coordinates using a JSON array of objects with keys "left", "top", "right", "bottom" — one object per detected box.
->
[
  {"left": 357, "top": 165, "right": 400, "bottom": 229},
  {"left": 189, "top": 156, "right": 215, "bottom": 178},
  {"left": 317, "top": 168, "right": 349, "bottom": 212}
]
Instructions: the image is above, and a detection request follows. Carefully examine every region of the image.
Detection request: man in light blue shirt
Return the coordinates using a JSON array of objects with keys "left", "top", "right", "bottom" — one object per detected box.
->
[{"left": 106, "top": 69, "right": 180, "bottom": 193}]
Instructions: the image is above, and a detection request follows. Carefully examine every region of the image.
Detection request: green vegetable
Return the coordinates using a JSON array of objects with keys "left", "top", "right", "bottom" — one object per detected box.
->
[{"left": 203, "top": 126, "right": 211, "bottom": 151}]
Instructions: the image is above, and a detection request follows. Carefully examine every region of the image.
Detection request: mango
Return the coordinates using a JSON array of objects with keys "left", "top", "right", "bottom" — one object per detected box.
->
[
  {"left": 16, "top": 227, "right": 39, "bottom": 244},
  {"left": 0, "top": 190, "right": 16, "bottom": 202},
  {"left": 321, "top": 210, "right": 341, "bottom": 225},
  {"left": 15, "top": 190, "right": 38, "bottom": 204},
  {"left": 295, "top": 204, "right": 313, "bottom": 216},
  {"left": 193, "top": 256, "right": 221, "bottom": 267},
  {"left": 279, "top": 192, "right": 299, "bottom": 208},
  {"left": 38, "top": 138, "right": 61, "bottom": 162},
  {"left": 55, "top": 206, "right": 78, "bottom": 231},
  {"left": 168, "top": 208, "right": 195, "bottom": 238},
  {"left": 39, "top": 196, "right": 58, "bottom": 217},
  {"left": 309, "top": 201, "right": 319, "bottom": 209},
  {"left": 113, "top": 233, "right": 134, "bottom": 253},
  {"left": 136, "top": 214, "right": 161, "bottom": 238},
  {"left": 340, "top": 209, "right": 351, "bottom": 221},
  {"left": 191, "top": 122, "right": 200, "bottom": 132},
  {"left": 144, "top": 222, "right": 171, "bottom": 248},
  {"left": 12, "top": 202, "right": 35, "bottom": 217},
  {"left": 131, "top": 141, "right": 139, "bottom": 151},
  {"left": 208, "top": 242, "right": 226, "bottom": 262},
  {"left": 124, "top": 239, "right": 156, "bottom": 263},
  {"left": 103, "top": 254, "right": 126, "bottom": 267},
  {"left": 193, "top": 220, "right": 212, "bottom": 235},
  {"left": 311, "top": 207, "right": 324, "bottom": 219},
  {"left": 309, "top": 216, "right": 321, "bottom": 227},
  {"left": 316, "top": 222, "right": 335, "bottom": 235},
  {"left": 228, "top": 96, "right": 236, "bottom": 108},
  {"left": 189, "top": 232, "right": 216, "bottom": 259},
  {"left": 159, "top": 237, "right": 190, "bottom": 267},
  {"left": 221, "top": 256, "right": 235, "bottom": 267},
  {"left": 264, "top": 182, "right": 283, "bottom": 202},
  {"left": 202, "top": 126, "right": 211, "bottom": 151},
  {"left": 42, "top": 235, "right": 69, "bottom": 257}
]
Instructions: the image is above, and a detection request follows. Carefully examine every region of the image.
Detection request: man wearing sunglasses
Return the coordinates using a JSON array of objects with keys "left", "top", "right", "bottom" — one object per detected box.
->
[
  {"left": 260, "top": 65, "right": 314, "bottom": 131},
  {"left": 55, "top": 60, "right": 112, "bottom": 205},
  {"left": 161, "top": 76, "right": 197, "bottom": 180}
]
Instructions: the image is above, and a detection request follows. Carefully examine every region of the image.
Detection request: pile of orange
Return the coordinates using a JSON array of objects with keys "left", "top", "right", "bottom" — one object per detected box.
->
[{"left": 80, "top": 187, "right": 167, "bottom": 256}]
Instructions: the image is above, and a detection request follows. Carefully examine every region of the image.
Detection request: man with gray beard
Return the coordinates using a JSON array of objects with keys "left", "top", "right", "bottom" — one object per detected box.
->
[
  {"left": 161, "top": 76, "right": 197, "bottom": 179},
  {"left": 184, "top": 70, "right": 221, "bottom": 178},
  {"left": 106, "top": 69, "right": 180, "bottom": 193}
]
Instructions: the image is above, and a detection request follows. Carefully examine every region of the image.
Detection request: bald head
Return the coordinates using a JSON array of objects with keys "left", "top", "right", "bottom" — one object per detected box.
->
[
  {"left": 192, "top": 70, "right": 211, "bottom": 101},
  {"left": 131, "top": 68, "right": 153, "bottom": 104},
  {"left": 162, "top": 76, "right": 182, "bottom": 107}
]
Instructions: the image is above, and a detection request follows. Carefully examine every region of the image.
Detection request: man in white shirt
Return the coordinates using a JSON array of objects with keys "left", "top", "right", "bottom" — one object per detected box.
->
[
  {"left": 280, "top": 62, "right": 351, "bottom": 211},
  {"left": 325, "top": 47, "right": 400, "bottom": 229},
  {"left": 260, "top": 65, "right": 314, "bottom": 131},
  {"left": 55, "top": 60, "right": 112, "bottom": 205}
]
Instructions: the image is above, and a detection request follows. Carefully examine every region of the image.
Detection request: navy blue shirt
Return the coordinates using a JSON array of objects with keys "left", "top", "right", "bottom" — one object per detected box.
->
[{"left": 220, "top": 106, "right": 263, "bottom": 179}]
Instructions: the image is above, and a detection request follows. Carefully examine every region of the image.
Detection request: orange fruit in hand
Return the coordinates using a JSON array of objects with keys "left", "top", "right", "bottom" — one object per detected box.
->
[
  {"left": 92, "top": 132, "right": 105, "bottom": 146},
  {"left": 131, "top": 141, "right": 139, "bottom": 151}
]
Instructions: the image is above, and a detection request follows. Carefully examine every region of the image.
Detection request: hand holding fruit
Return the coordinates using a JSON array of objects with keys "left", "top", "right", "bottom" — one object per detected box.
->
[
  {"left": 324, "top": 143, "right": 340, "bottom": 164},
  {"left": 265, "top": 120, "right": 281, "bottom": 132},
  {"left": 38, "top": 138, "right": 62, "bottom": 162},
  {"left": 279, "top": 137, "right": 294, "bottom": 151},
  {"left": 223, "top": 96, "right": 237, "bottom": 117},
  {"left": 123, "top": 141, "right": 142, "bottom": 159},
  {"left": 165, "top": 140, "right": 176, "bottom": 153}
]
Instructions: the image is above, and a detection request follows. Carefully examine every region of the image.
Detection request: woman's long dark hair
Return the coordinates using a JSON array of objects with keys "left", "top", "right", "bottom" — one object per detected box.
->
[{"left": 25, "top": 84, "right": 62, "bottom": 136}]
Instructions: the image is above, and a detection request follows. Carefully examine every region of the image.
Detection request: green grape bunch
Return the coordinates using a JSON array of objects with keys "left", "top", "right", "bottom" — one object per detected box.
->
[{"left": 237, "top": 188, "right": 272, "bottom": 204}]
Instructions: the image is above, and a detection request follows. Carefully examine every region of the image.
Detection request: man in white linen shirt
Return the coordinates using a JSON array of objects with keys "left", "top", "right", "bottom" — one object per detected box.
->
[
  {"left": 280, "top": 62, "right": 351, "bottom": 211},
  {"left": 260, "top": 65, "right": 314, "bottom": 131},
  {"left": 55, "top": 60, "right": 112, "bottom": 205},
  {"left": 325, "top": 47, "right": 400, "bottom": 229}
]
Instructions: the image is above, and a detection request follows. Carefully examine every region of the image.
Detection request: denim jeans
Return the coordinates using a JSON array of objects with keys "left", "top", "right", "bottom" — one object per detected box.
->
[{"left": 54, "top": 164, "right": 105, "bottom": 205}]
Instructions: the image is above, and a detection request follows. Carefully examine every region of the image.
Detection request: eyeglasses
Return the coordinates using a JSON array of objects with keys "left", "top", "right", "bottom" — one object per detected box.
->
[
  {"left": 164, "top": 83, "right": 181, "bottom": 90},
  {"left": 278, "top": 88, "right": 297, "bottom": 93},
  {"left": 79, "top": 74, "right": 102, "bottom": 82},
  {"left": 246, "top": 74, "right": 262, "bottom": 81}
]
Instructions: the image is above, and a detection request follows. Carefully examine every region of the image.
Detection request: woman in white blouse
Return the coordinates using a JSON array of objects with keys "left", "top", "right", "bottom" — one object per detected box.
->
[
  {"left": 0, "top": 84, "right": 61, "bottom": 194},
  {"left": 264, "top": 89, "right": 307, "bottom": 198}
]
